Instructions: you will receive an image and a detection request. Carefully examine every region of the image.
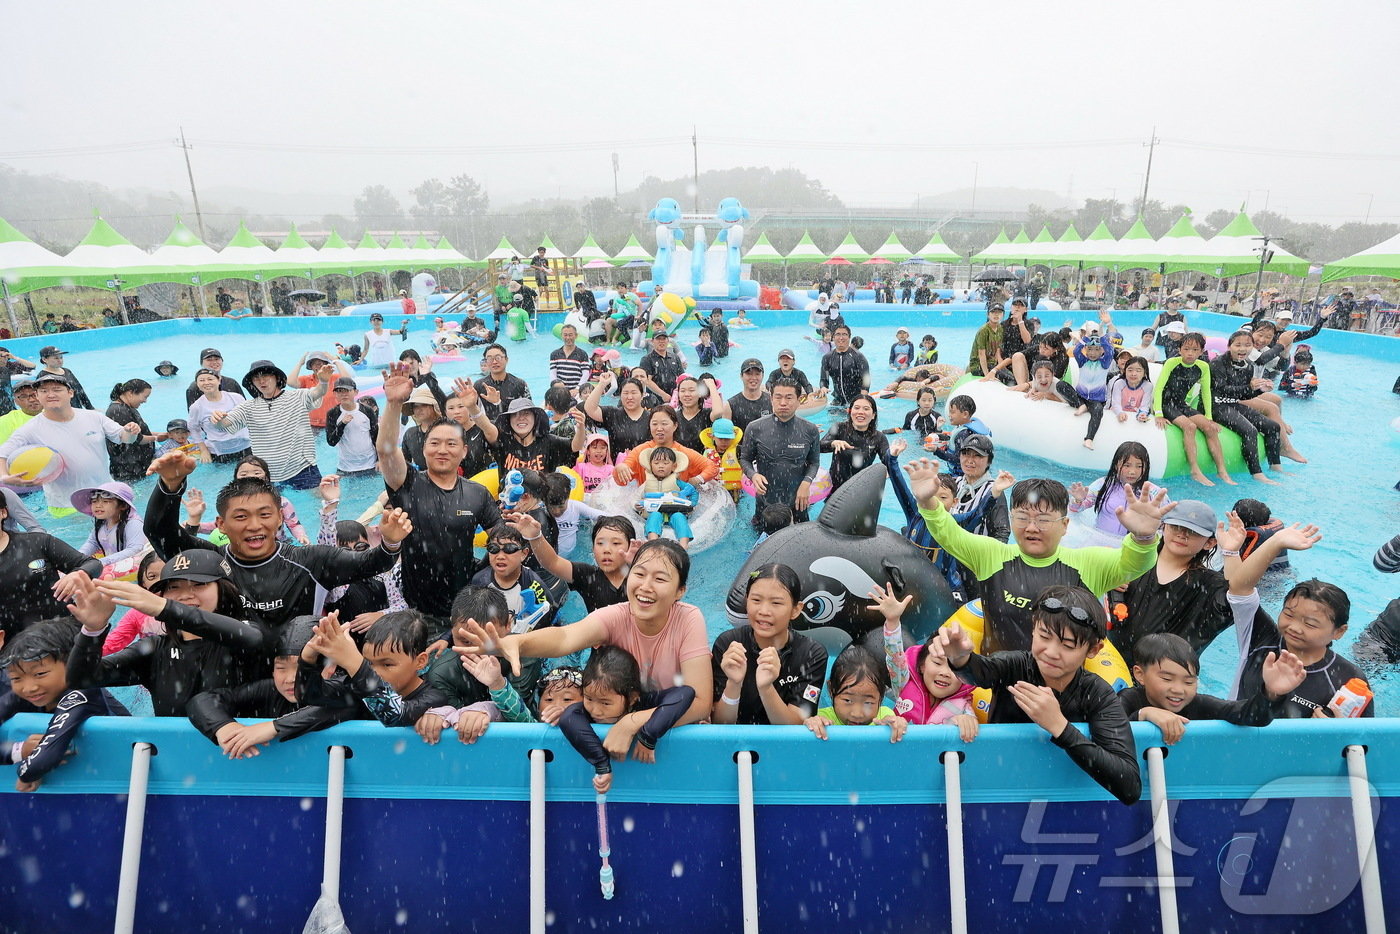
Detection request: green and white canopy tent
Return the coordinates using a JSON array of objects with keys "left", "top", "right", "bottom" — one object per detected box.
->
[
  {"left": 535, "top": 235, "right": 567, "bottom": 260},
  {"left": 908, "top": 233, "right": 962, "bottom": 264},
  {"left": 784, "top": 231, "right": 827, "bottom": 264},
  {"left": 741, "top": 232, "right": 784, "bottom": 264},
  {"left": 1102, "top": 217, "right": 1161, "bottom": 271},
  {"left": 380, "top": 233, "right": 417, "bottom": 272},
  {"left": 1323, "top": 229, "right": 1400, "bottom": 282},
  {"left": 610, "top": 233, "right": 653, "bottom": 265},
  {"left": 1195, "top": 211, "right": 1309, "bottom": 278},
  {"left": 871, "top": 233, "right": 912, "bottom": 263},
  {"left": 484, "top": 236, "right": 522, "bottom": 262},
  {"left": 972, "top": 228, "right": 1013, "bottom": 263},
  {"left": 63, "top": 216, "right": 170, "bottom": 290},
  {"left": 1021, "top": 225, "right": 1056, "bottom": 266},
  {"left": 145, "top": 220, "right": 224, "bottom": 312},
  {"left": 215, "top": 223, "right": 284, "bottom": 281},
  {"left": 313, "top": 230, "right": 363, "bottom": 276},
  {"left": 1066, "top": 220, "right": 1121, "bottom": 268},
  {"left": 829, "top": 232, "right": 871, "bottom": 263},
  {"left": 342, "top": 231, "right": 392, "bottom": 275},
  {"left": 1156, "top": 214, "right": 1217, "bottom": 275},
  {"left": 570, "top": 234, "right": 610, "bottom": 263},
  {"left": 435, "top": 236, "right": 475, "bottom": 267},
  {"left": 270, "top": 224, "right": 324, "bottom": 279},
  {"left": 0, "top": 216, "right": 84, "bottom": 331}
]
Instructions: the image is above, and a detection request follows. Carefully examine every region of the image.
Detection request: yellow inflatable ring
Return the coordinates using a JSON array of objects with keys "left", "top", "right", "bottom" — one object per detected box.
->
[
  {"left": 939, "top": 600, "right": 1131, "bottom": 723},
  {"left": 467, "top": 466, "right": 584, "bottom": 546}
]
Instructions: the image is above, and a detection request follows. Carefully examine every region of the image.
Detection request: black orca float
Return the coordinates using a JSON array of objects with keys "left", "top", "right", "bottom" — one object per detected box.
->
[{"left": 726, "top": 463, "right": 956, "bottom": 642}]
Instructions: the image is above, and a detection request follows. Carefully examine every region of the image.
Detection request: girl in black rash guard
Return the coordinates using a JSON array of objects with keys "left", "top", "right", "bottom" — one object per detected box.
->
[
  {"left": 66, "top": 550, "right": 269, "bottom": 716},
  {"left": 820, "top": 394, "right": 907, "bottom": 493},
  {"left": 0, "top": 497, "right": 103, "bottom": 638},
  {"left": 508, "top": 512, "right": 633, "bottom": 613},
  {"left": 1210, "top": 331, "right": 1284, "bottom": 483}
]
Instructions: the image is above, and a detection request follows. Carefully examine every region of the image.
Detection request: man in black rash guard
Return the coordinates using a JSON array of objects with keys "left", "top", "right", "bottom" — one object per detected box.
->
[
  {"left": 764, "top": 349, "right": 815, "bottom": 397},
  {"left": 143, "top": 450, "right": 408, "bottom": 633},
  {"left": 727, "top": 359, "right": 771, "bottom": 432},
  {"left": 473, "top": 344, "right": 531, "bottom": 422},
  {"left": 377, "top": 367, "right": 501, "bottom": 620},
  {"left": 639, "top": 328, "right": 686, "bottom": 397},
  {"left": 932, "top": 584, "right": 1141, "bottom": 805},
  {"left": 0, "top": 498, "right": 102, "bottom": 638},
  {"left": 819, "top": 324, "right": 871, "bottom": 407},
  {"left": 739, "top": 378, "right": 821, "bottom": 528}
]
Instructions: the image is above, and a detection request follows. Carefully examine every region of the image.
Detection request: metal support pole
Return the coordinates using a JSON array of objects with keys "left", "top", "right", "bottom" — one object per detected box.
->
[
  {"left": 944, "top": 752, "right": 967, "bottom": 934},
  {"left": 322, "top": 746, "right": 347, "bottom": 904},
  {"left": 1345, "top": 745, "right": 1386, "bottom": 934},
  {"left": 1146, "top": 748, "right": 1180, "bottom": 934},
  {"left": 530, "top": 749, "right": 547, "bottom": 934},
  {"left": 737, "top": 751, "right": 759, "bottom": 934}
]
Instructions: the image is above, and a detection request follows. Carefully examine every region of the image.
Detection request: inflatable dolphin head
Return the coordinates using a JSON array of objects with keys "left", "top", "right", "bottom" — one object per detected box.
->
[
  {"left": 725, "top": 464, "right": 956, "bottom": 642},
  {"left": 716, "top": 197, "right": 750, "bottom": 226},
  {"left": 648, "top": 198, "right": 684, "bottom": 228}
]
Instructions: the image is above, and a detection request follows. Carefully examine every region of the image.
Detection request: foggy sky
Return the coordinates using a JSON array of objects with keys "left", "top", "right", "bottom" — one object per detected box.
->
[{"left": 4, "top": 0, "right": 1397, "bottom": 226}]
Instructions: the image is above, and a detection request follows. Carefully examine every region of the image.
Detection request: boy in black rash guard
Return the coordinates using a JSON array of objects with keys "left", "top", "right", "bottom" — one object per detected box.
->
[
  {"left": 66, "top": 552, "right": 268, "bottom": 716},
  {"left": 764, "top": 349, "right": 815, "bottom": 397},
  {"left": 929, "top": 584, "right": 1142, "bottom": 806},
  {"left": 819, "top": 324, "right": 871, "bottom": 407},
  {"left": 558, "top": 644, "right": 695, "bottom": 793},
  {"left": 186, "top": 616, "right": 362, "bottom": 759},
  {"left": 0, "top": 620, "right": 129, "bottom": 791},
  {"left": 144, "top": 450, "right": 408, "bottom": 632},
  {"left": 1120, "top": 633, "right": 1304, "bottom": 745},
  {"left": 300, "top": 610, "right": 447, "bottom": 730},
  {"left": 0, "top": 496, "right": 103, "bottom": 638},
  {"left": 728, "top": 359, "right": 772, "bottom": 432},
  {"left": 1234, "top": 579, "right": 1374, "bottom": 719}
]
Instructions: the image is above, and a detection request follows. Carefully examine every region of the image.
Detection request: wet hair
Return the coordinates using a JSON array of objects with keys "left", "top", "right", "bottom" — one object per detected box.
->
[
  {"left": 335, "top": 520, "right": 368, "bottom": 547},
  {"left": 424, "top": 417, "right": 467, "bottom": 443},
  {"left": 1121, "top": 355, "right": 1151, "bottom": 384},
  {"left": 648, "top": 445, "right": 678, "bottom": 467},
  {"left": 277, "top": 616, "right": 318, "bottom": 659},
  {"left": 1227, "top": 329, "right": 1254, "bottom": 346},
  {"left": 0, "top": 619, "right": 80, "bottom": 668},
  {"left": 1031, "top": 360, "right": 1057, "bottom": 378},
  {"left": 136, "top": 550, "right": 165, "bottom": 589},
  {"left": 592, "top": 515, "right": 635, "bottom": 544},
  {"left": 847, "top": 393, "right": 878, "bottom": 428},
  {"left": 851, "top": 336, "right": 865, "bottom": 350},
  {"left": 399, "top": 349, "right": 422, "bottom": 363},
  {"left": 617, "top": 377, "right": 646, "bottom": 399},
  {"left": 1031, "top": 584, "right": 1106, "bottom": 646},
  {"left": 915, "top": 386, "right": 937, "bottom": 404},
  {"left": 948, "top": 394, "right": 975, "bottom": 415},
  {"left": 1282, "top": 579, "right": 1350, "bottom": 630},
  {"left": 1253, "top": 320, "right": 1278, "bottom": 336},
  {"left": 582, "top": 644, "right": 644, "bottom": 705},
  {"left": 828, "top": 645, "right": 891, "bottom": 699},
  {"left": 487, "top": 524, "right": 527, "bottom": 547},
  {"left": 1140, "top": 328, "right": 1155, "bottom": 338},
  {"left": 769, "top": 377, "right": 800, "bottom": 397},
  {"left": 234, "top": 454, "right": 273, "bottom": 481},
  {"left": 1095, "top": 442, "right": 1151, "bottom": 514},
  {"left": 450, "top": 585, "right": 510, "bottom": 629},
  {"left": 544, "top": 386, "right": 574, "bottom": 415},
  {"left": 109, "top": 378, "right": 152, "bottom": 402},
  {"left": 744, "top": 562, "right": 803, "bottom": 604},
  {"left": 1233, "top": 498, "right": 1271, "bottom": 528},
  {"left": 364, "top": 609, "right": 431, "bottom": 656},
  {"left": 921, "top": 334, "right": 936, "bottom": 346},
  {"left": 935, "top": 474, "right": 960, "bottom": 497},
  {"left": 631, "top": 538, "right": 689, "bottom": 588},
  {"left": 540, "top": 472, "right": 571, "bottom": 510},
  {"left": 649, "top": 405, "right": 679, "bottom": 428},
  {"left": 215, "top": 476, "right": 281, "bottom": 516},
  {"left": 1180, "top": 332, "right": 1206, "bottom": 350},
  {"left": 1009, "top": 478, "right": 1069, "bottom": 516},
  {"left": 832, "top": 324, "right": 851, "bottom": 337},
  {"left": 1133, "top": 633, "right": 1200, "bottom": 676},
  {"left": 482, "top": 343, "right": 508, "bottom": 360}
]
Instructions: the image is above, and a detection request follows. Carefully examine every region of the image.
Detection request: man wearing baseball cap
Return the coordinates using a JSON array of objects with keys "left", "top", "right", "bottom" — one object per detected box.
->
[
  {"left": 35, "top": 345, "right": 94, "bottom": 410},
  {"left": 0, "top": 376, "right": 41, "bottom": 445},
  {"left": 764, "top": 349, "right": 816, "bottom": 398},
  {"left": 0, "top": 345, "right": 35, "bottom": 417},
  {"left": 185, "top": 348, "right": 242, "bottom": 407},
  {"left": 727, "top": 358, "right": 772, "bottom": 432}
]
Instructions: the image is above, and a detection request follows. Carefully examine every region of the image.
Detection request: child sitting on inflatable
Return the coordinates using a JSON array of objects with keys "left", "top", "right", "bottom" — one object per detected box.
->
[
  {"left": 928, "top": 395, "right": 991, "bottom": 472},
  {"left": 728, "top": 309, "right": 757, "bottom": 329},
  {"left": 926, "top": 583, "right": 1141, "bottom": 805},
  {"left": 636, "top": 446, "right": 698, "bottom": 550},
  {"left": 700, "top": 418, "right": 743, "bottom": 504},
  {"left": 576, "top": 433, "right": 615, "bottom": 495}
]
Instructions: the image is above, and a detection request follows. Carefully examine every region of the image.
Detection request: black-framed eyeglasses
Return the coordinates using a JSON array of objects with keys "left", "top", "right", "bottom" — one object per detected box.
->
[
  {"left": 487, "top": 543, "right": 526, "bottom": 555},
  {"left": 1036, "top": 596, "right": 1092, "bottom": 624}
]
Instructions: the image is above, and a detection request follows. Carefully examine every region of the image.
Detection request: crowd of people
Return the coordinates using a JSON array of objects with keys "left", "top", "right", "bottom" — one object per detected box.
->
[{"left": 0, "top": 288, "right": 1386, "bottom": 812}]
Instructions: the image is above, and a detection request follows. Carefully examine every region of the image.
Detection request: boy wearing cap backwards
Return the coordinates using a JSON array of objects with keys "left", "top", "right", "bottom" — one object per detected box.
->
[
  {"left": 727, "top": 359, "right": 772, "bottom": 432},
  {"left": 324, "top": 376, "right": 379, "bottom": 476},
  {"left": 927, "top": 584, "right": 1142, "bottom": 805},
  {"left": 905, "top": 458, "right": 1167, "bottom": 655},
  {"left": 1153, "top": 332, "right": 1231, "bottom": 487},
  {"left": 764, "top": 350, "right": 815, "bottom": 398},
  {"left": 0, "top": 371, "right": 143, "bottom": 516},
  {"left": 185, "top": 348, "right": 241, "bottom": 407}
]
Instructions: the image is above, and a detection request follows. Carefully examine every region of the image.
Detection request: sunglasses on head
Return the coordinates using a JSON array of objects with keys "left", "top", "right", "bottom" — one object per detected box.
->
[
  {"left": 90, "top": 492, "right": 120, "bottom": 503},
  {"left": 1036, "top": 596, "right": 1092, "bottom": 625},
  {"left": 487, "top": 542, "right": 526, "bottom": 555}
]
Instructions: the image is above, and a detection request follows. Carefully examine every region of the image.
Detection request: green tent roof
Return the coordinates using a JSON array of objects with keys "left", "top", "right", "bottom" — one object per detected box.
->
[
  {"left": 741, "top": 231, "right": 785, "bottom": 264},
  {"left": 1323, "top": 229, "right": 1400, "bottom": 282},
  {"left": 973, "top": 228, "right": 1013, "bottom": 263},
  {"left": 871, "top": 233, "right": 912, "bottom": 262},
  {"left": 571, "top": 233, "right": 610, "bottom": 262},
  {"left": 785, "top": 231, "right": 827, "bottom": 263},
  {"left": 829, "top": 232, "right": 870, "bottom": 263}
]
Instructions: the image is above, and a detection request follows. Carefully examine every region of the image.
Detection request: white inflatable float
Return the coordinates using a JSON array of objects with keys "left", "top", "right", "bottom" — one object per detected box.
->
[{"left": 585, "top": 476, "right": 736, "bottom": 554}]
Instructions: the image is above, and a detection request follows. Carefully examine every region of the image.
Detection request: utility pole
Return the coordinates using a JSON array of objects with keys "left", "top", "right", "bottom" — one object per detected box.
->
[
  {"left": 1251, "top": 235, "right": 1276, "bottom": 312},
  {"left": 691, "top": 127, "right": 699, "bottom": 212},
  {"left": 176, "top": 127, "right": 207, "bottom": 241},
  {"left": 970, "top": 162, "right": 979, "bottom": 216},
  {"left": 611, "top": 152, "right": 620, "bottom": 203},
  {"left": 1137, "top": 126, "right": 1159, "bottom": 217},
  {"left": 1364, "top": 193, "right": 1374, "bottom": 224}
]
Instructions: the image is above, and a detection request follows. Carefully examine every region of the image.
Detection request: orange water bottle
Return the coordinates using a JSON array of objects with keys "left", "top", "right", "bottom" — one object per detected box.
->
[{"left": 1327, "top": 678, "right": 1373, "bottom": 718}]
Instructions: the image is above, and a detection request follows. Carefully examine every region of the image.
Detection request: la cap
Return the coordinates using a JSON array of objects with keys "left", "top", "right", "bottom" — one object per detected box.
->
[{"left": 151, "top": 550, "right": 234, "bottom": 591}]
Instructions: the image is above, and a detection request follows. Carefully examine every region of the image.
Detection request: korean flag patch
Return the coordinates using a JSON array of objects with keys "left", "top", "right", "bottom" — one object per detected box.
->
[{"left": 802, "top": 685, "right": 820, "bottom": 703}]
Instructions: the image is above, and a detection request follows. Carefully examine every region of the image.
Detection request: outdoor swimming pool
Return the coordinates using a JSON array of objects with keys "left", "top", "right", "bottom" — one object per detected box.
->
[{"left": 12, "top": 305, "right": 1399, "bottom": 711}]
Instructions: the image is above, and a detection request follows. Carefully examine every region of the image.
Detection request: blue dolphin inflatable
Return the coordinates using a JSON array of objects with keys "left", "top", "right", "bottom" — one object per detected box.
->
[{"left": 725, "top": 464, "right": 957, "bottom": 643}]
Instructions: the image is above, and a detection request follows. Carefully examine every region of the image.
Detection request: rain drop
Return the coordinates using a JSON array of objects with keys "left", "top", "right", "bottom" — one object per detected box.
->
[
  {"left": 396, "top": 908, "right": 409, "bottom": 925},
  {"left": 68, "top": 890, "right": 85, "bottom": 908},
  {"left": 545, "top": 911, "right": 556, "bottom": 926},
  {"left": 394, "top": 739, "right": 408, "bottom": 755},
  {"left": 300, "top": 798, "right": 314, "bottom": 811},
  {"left": 848, "top": 791, "right": 860, "bottom": 805},
  {"left": 182, "top": 774, "right": 197, "bottom": 788},
  {"left": 671, "top": 860, "right": 685, "bottom": 878},
  {"left": 855, "top": 819, "right": 866, "bottom": 832},
  {"left": 622, "top": 816, "right": 635, "bottom": 833}
]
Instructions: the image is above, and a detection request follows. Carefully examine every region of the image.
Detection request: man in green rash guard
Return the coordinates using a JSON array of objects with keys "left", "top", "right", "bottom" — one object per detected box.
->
[{"left": 905, "top": 458, "right": 1171, "bottom": 653}]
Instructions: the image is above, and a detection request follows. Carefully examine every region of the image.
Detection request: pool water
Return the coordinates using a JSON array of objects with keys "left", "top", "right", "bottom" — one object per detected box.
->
[{"left": 30, "top": 311, "right": 1400, "bottom": 712}]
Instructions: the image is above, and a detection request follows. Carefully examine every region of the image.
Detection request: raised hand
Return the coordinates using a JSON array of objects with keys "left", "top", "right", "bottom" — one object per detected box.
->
[
  {"left": 1069, "top": 481, "right": 1089, "bottom": 503},
  {"left": 1261, "top": 649, "right": 1307, "bottom": 700},
  {"left": 903, "top": 458, "right": 943, "bottom": 510},
  {"left": 377, "top": 507, "right": 413, "bottom": 545},
  {"left": 1115, "top": 484, "right": 1176, "bottom": 539},
  {"left": 929, "top": 621, "right": 974, "bottom": 668},
  {"left": 453, "top": 378, "right": 479, "bottom": 409},
  {"left": 64, "top": 573, "right": 116, "bottom": 628},
  {"left": 383, "top": 365, "right": 415, "bottom": 405},
  {"left": 95, "top": 579, "right": 165, "bottom": 617},
  {"left": 1271, "top": 523, "right": 1322, "bottom": 553},
  {"left": 754, "top": 646, "right": 781, "bottom": 690},
  {"left": 478, "top": 382, "right": 501, "bottom": 407},
  {"left": 1217, "top": 510, "right": 1247, "bottom": 555},
  {"left": 316, "top": 474, "right": 342, "bottom": 503},
  {"left": 460, "top": 652, "right": 507, "bottom": 691},
  {"left": 719, "top": 640, "right": 748, "bottom": 686},
  {"left": 452, "top": 620, "right": 522, "bottom": 676},
  {"left": 867, "top": 581, "right": 913, "bottom": 625},
  {"left": 1007, "top": 681, "right": 1069, "bottom": 737},
  {"left": 505, "top": 511, "right": 543, "bottom": 540},
  {"left": 991, "top": 470, "right": 1016, "bottom": 496},
  {"left": 147, "top": 449, "right": 198, "bottom": 486},
  {"left": 51, "top": 568, "right": 92, "bottom": 603}
]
